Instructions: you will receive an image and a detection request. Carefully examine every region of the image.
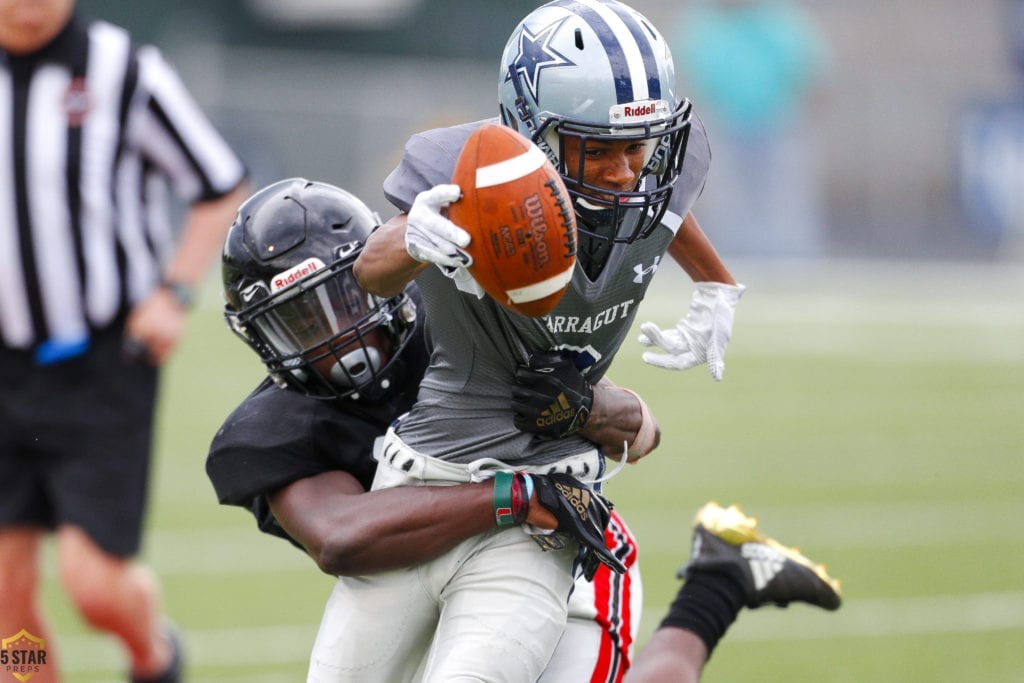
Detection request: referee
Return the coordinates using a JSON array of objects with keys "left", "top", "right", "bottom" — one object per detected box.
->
[{"left": 0, "top": 1, "right": 248, "bottom": 681}]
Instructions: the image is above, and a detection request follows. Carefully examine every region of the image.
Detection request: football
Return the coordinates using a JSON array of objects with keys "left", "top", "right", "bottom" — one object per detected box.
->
[{"left": 448, "top": 123, "right": 577, "bottom": 318}]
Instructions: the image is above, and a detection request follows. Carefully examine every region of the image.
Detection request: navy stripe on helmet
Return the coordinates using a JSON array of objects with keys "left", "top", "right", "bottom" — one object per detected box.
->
[
  {"left": 605, "top": 1, "right": 661, "bottom": 100},
  {"left": 549, "top": 0, "right": 642, "bottom": 104}
]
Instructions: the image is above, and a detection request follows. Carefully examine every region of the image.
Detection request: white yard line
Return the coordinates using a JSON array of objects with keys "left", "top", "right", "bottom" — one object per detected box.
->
[
  {"left": 57, "top": 592, "right": 1024, "bottom": 672},
  {"left": 41, "top": 498, "right": 1024, "bottom": 579},
  {"left": 723, "top": 591, "right": 1024, "bottom": 642},
  {"left": 624, "top": 499, "right": 1024, "bottom": 554},
  {"left": 634, "top": 259, "right": 1024, "bottom": 363}
]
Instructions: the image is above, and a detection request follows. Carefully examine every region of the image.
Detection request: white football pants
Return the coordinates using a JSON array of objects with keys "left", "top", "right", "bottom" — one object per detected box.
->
[{"left": 307, "top": 426, "right": 604, "bottom": 682}]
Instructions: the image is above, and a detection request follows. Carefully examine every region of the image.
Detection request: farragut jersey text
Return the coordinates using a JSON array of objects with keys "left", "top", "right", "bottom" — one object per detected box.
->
[{"left": 544, "top": 299, "right": 637, "bottom": 335}]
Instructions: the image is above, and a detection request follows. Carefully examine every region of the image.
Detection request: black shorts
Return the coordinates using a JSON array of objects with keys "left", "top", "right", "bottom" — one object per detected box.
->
[{"left": 0, "top": 325, "right": 158, "bottom": 557}]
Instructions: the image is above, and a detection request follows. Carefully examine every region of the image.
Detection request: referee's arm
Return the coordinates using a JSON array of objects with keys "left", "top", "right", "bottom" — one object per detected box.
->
[
  {"left": 164, "top": 180, "right": 252, "bottom": 296},
  {"left": 125, "top": 180, "right": 250, "bottom": 365}
]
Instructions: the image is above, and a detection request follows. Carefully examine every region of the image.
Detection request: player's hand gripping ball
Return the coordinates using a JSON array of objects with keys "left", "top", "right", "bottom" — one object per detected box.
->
[{"left": 448, "top": 124, "right": 577, "bottom": 318}]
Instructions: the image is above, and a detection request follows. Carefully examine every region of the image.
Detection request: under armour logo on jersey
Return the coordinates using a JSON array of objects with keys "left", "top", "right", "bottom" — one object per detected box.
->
[
  {"left": 633, "top": 256, "right": 661, "bottom": 284},
  {"left": 507, "top": 19, "right": 575, "bottom": 104},
  {"left": 741, "top": 543, "right": 785, "bottom": 590}
]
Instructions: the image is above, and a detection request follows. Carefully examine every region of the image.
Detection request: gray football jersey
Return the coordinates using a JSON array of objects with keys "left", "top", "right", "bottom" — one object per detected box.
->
[{"left": 382, "top": 115, "right": 711, "bottom": 465}]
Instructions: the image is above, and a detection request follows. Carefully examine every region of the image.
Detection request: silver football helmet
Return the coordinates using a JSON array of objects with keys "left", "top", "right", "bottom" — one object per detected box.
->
[{"left": 498, "top": 0, "right": 692, "bottom": 251}]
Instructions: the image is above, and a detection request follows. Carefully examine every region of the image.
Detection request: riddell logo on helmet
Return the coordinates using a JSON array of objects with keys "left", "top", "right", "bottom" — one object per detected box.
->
[
  {"left": 610, "top": 99, "right": 670, "bottom": 123},
  {"left": 271, "top": 258, "right": 326, "bottom": 292},
  {"left": 625, "top": 103, "right": 657, "bottom": 117}
]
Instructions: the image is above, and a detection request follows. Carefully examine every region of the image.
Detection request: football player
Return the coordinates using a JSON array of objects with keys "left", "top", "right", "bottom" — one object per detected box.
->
[
  {"left": 208, "top": 178, "right": 647, "bottom": 682},
  {"left": 343, "top": 0, "right": 757, "bottom": 679},
  {"left": 210, "top": 179, "right": 841, "bottom": 683}
]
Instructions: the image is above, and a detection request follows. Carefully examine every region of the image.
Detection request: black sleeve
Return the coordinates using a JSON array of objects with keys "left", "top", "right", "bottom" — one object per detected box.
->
[
  {"left": 206, "top": 379, "right": 381, "bottom": 509},
  {"left": 251, "top": 496, "right": 304, "bottom": 549},
  {"left": 205, "top": 305, "right": 426, "bottom": 549}
]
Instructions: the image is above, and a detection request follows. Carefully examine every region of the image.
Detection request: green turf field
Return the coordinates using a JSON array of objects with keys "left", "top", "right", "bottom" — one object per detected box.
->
[{"left": 41, "top": 259, "right": 1023, "bottom": 682}]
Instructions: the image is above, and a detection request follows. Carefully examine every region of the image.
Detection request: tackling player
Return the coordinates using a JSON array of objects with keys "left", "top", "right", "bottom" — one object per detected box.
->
[
  {"left": 208, "top": 178, "right": 646, "bottom": 681},
  {"left": 209, "top": 179, "right": 841, "bottom": 682},
  {"left": 208, "top": 178, "right": 841, "bottom": 683}
]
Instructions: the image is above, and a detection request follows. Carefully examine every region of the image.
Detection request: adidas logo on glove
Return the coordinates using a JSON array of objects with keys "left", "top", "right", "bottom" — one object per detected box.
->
[
  {"left": 536, "top": 392, "right": 586, "bottom": 433},
  {"left": 553, "top": 480, "right": 591, "bottom": 522}
]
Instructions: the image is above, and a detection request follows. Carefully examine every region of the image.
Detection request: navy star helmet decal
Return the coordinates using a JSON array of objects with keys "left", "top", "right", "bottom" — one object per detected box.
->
[{"left": 507, "top": 18, "right": 576, "bottom": 104}]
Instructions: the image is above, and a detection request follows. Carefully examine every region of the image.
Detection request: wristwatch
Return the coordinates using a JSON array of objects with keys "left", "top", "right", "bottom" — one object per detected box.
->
[{"left": 160, "top": 278, "right": 195, "bottom": 309}]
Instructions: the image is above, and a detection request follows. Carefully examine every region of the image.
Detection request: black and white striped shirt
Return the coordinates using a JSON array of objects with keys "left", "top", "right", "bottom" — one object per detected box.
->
[{"left": 0, "top": 14, "right": 245, "bottom": 351}]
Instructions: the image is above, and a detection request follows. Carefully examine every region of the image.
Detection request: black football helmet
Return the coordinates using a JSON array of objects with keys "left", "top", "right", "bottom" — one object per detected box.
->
[{"left": 222, "top": 178, "right": 417, "bottom": 401}]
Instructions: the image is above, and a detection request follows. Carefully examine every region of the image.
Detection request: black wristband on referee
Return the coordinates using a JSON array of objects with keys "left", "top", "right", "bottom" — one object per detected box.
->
[{"left": 493, "top": 472, "right": 531, "bottom": 526}]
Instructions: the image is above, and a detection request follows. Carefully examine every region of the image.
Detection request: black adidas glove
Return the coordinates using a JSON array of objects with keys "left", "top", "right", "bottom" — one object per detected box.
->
[
  {"left": 512, "top": 351, "right": 593, "bottom": 439},
  {"left": 532, "top": 473, "right": 626, "bottom": 581}
]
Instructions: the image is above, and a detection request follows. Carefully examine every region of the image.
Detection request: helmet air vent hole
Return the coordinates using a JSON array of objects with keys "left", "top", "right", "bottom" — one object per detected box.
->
[{"left": 575, "top": 28, "right": 584, "bottom": 50}]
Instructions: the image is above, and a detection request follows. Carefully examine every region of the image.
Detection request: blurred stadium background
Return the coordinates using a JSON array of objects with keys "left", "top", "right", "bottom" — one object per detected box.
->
[{"left": 42, "top": 0, "right": 1024, "bottom": 680}]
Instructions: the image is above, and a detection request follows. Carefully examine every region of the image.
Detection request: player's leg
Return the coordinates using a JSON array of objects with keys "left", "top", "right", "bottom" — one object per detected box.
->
[
  {"left": 306, "top": 429, "right": 491, "bottom": 681},
  {"left": 368, "top": 430, "right": 600, "bottom": 681},
  {"left": 307, "top": 569, "right": 438, "bottom": 682},
  {"left": 421, "top": 526, "right": 578, "bottom": 683},
  {"left": 308, "top": 430, "right": 484, "bottom": 682},
  {"left": 541, "top": 510, "right": 641, "bottom": 683},
  {"left": 626, "top": 501, "right": 842, "bottom": 683},
  {"left": 625, "top": 628, "right": 707, "bottom": 683}
]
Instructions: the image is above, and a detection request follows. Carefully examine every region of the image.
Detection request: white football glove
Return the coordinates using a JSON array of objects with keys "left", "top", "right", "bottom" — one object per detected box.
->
[
  {"left": 638, "top": 282, "right": 746, "bottom": 380},
  {"left": 405, "top": 184, "right": 472, "bottom": 269}
]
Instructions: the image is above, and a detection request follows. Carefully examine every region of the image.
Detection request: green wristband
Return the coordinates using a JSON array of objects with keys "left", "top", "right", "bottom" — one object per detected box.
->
[{"left": 493, "top": 471, "right": 516, "bottom": 526}]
